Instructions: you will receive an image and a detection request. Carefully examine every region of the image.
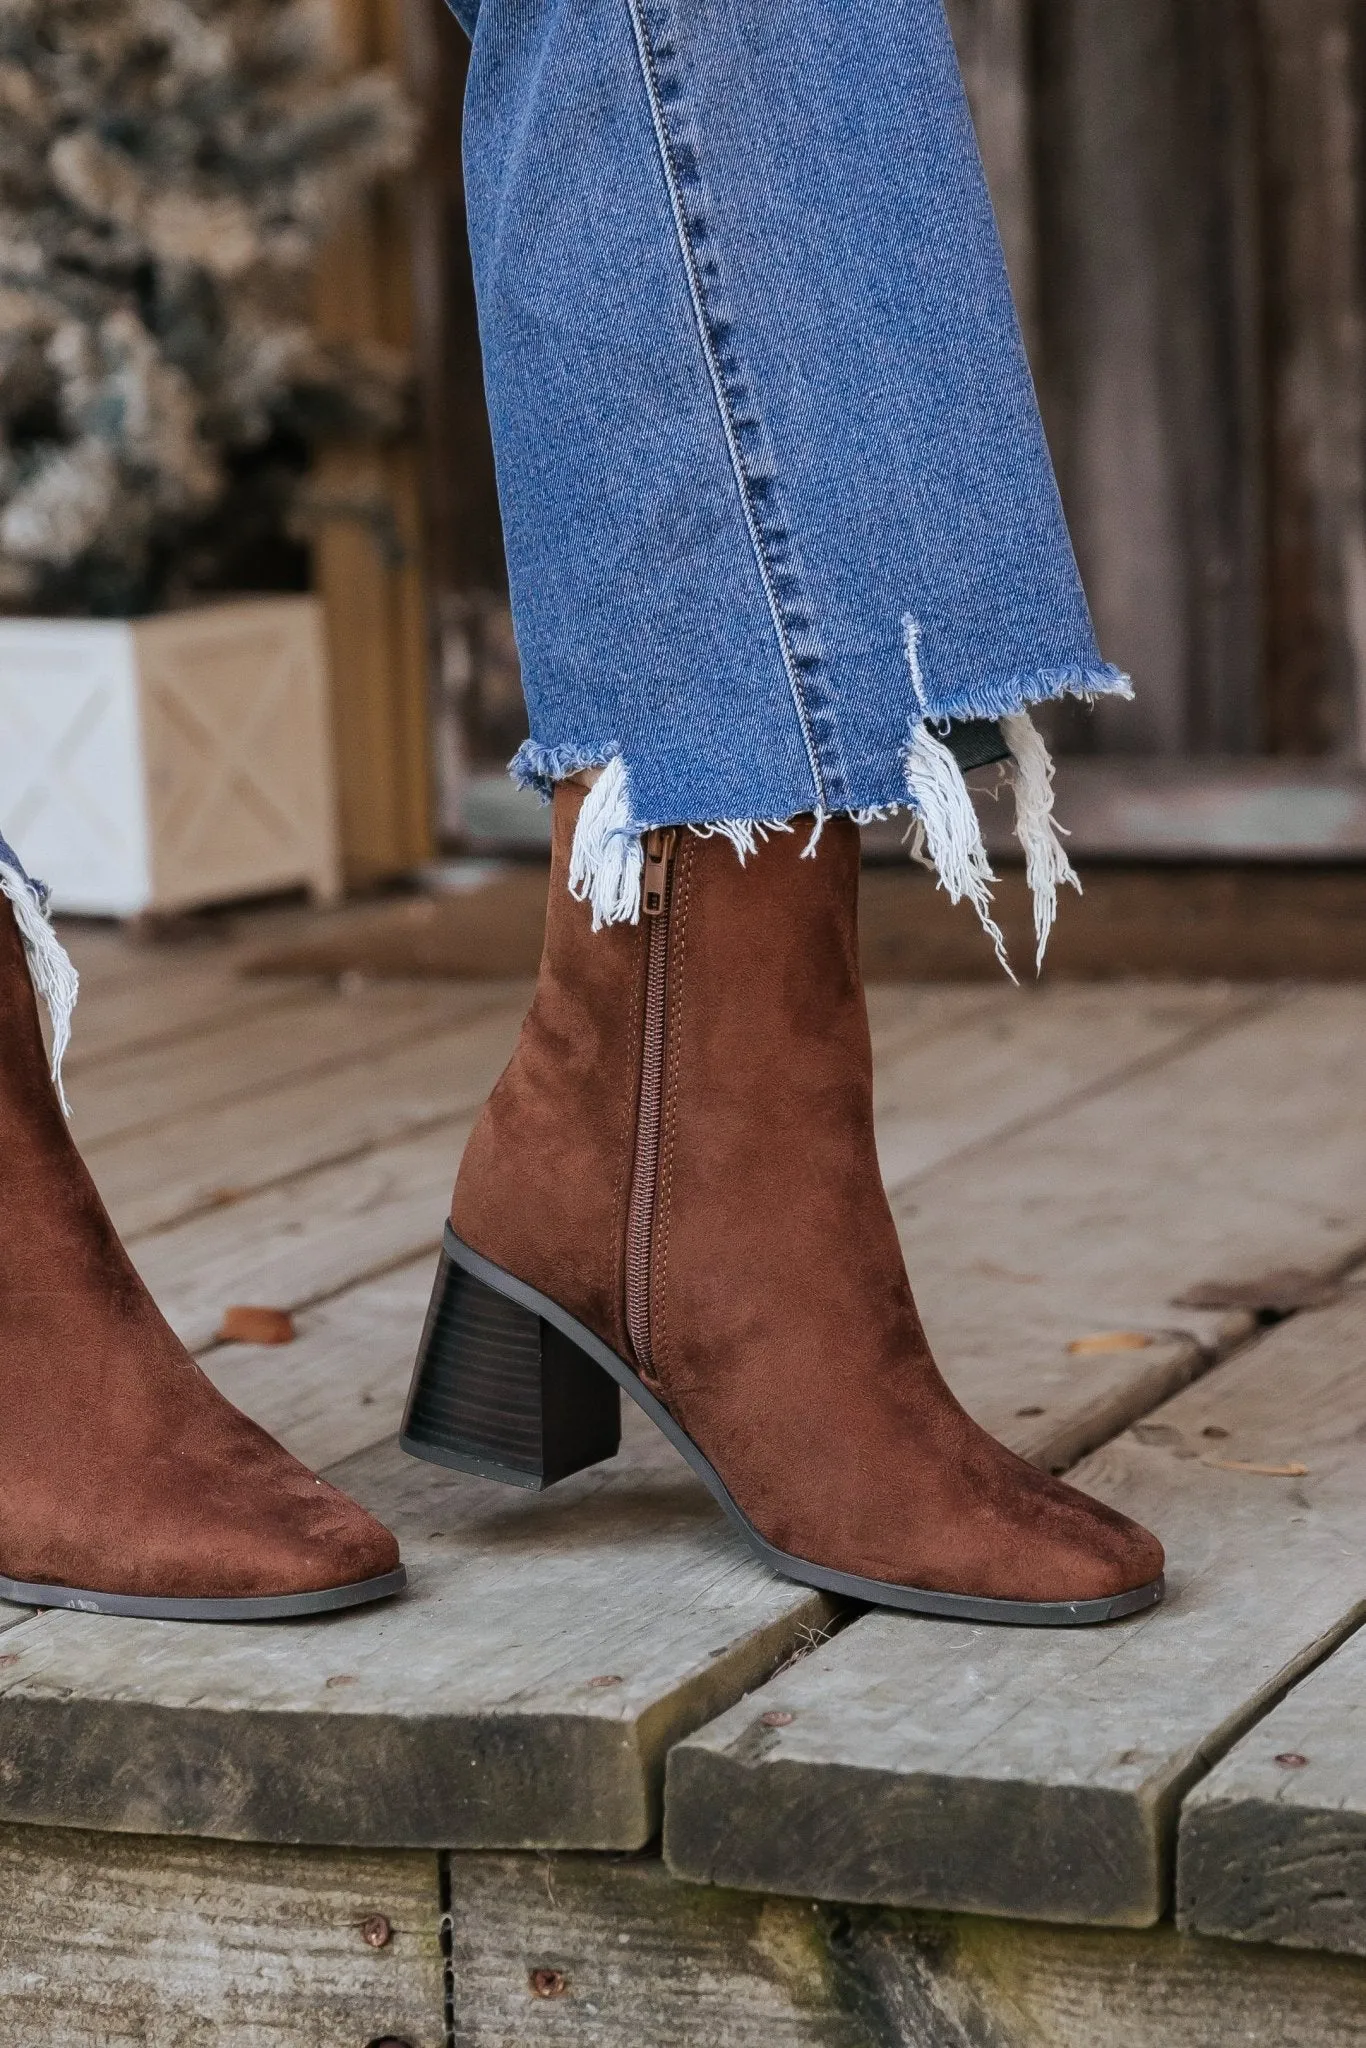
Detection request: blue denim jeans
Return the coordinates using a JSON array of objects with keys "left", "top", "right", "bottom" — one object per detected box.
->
[
  {"left": 0, "top": 833, "right": 78, "bottom": 1111},
  {"left": 449, "top": 0, "right": 1129, "bottom": 962},
  {"left": 0, "top": 835, "right": 38, "bottom": 901}
]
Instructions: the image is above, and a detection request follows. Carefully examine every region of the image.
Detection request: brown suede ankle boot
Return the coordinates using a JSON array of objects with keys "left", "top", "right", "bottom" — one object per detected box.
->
[
  {"left": 403, "top": 786, "right": 1163, "bottom": 1625},
  {"left": 0, "top": 894, "right": 404, "bottom": 1619}
]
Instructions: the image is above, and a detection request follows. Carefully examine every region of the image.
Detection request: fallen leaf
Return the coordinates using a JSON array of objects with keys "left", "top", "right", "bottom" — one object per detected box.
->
[
  {"left": 1066, "top": 1332, "right": 1155, "bottom": 1355},
  {"left": 1202, "top": 1458, "right": 1309, "bottom": 1478},
  {"left": 216, "top": 1304, "right": 296, "bottom": 1347}
]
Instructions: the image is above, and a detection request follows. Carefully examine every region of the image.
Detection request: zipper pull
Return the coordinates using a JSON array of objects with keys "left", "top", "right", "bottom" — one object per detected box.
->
[{"left": 641, "top": 829, "right": 677, "bottom": 917}]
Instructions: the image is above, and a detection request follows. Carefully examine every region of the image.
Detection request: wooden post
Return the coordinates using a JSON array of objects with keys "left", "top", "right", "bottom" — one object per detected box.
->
[
  {"left": 1257, "top": 0, "right": 1366, "bottom": 761},
  {"left": 312, "top": 0, "right": 435, "bottom": 886},
  {"left": 944, "top": 0, "right": 1040, "bottom": 347},
  {"left": 1029, "top": 0, "right": 1266, "bottom": 756}
]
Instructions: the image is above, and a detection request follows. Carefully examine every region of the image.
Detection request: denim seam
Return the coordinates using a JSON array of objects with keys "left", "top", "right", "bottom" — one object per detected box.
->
[{"left": 623, "top": 0, "right": 849, "bottom": 815}]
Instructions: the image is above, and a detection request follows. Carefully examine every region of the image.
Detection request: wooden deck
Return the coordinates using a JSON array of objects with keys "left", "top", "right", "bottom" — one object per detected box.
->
[{"left": 6, "top": 913, "right": 1366, "bottom": 2043}]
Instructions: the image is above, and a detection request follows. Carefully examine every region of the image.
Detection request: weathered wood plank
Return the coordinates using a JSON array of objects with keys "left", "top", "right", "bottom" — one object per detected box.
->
[
  {"left": 873, "top": 981, "right": 1249, "bottom": 1189},
  {"left": 122, "top": 985, "right": 1194, "bottom": 1356},
  {"left": 91, "top": 998, "right": 527, "bottom": 1240},
  {"left": 444, "top": 1850, "right": 1366, "bottom": 2048},
  {"left": 896, "top": 987, "right": 1366, "bottom": 1466},
  {"left": 40, "top": 951, "right": 1360, "bottom": 1876},
  {"left": 133, "top": 1116, "right": 471, "bottom": 1351},
  {"left": 66, "top": 964, "right": 302, "bottom": 1071},
  {"left": 70, "top": 977, "right": 495, "bottom": 1148},
  {"left": 199, "top": 1254, "right": 434, "bottom": 1471},
  {"left": 59, "top": 914, "right": 370, "bottom": 1061},
  {"left": 447, "top": 1850, "right": 866, "bottom": 2047},
  {"left": 0, "top": 1416, "right": 834, "bottom": 1848},
  {"left": 55, "top": 920, "right": 147, "bottom": 991},
  {"left": 665, "top": 1292, "right": 1366, "bottom": 1925},
  {"left": 142, "top": 982, "right": 1270, "bottom": 1420},
  {"left": 859, "top": 983, "right": 1000, "bottom": 1060},
  {"left": 1178, "top": 1617, "right": 1366, "bottom": 1955},
  {"left": 188, "top": 990, "right": 1229, "bottom": 1475},
  {"left": 8, "top": 1281, "right": 1355, "bottom": 1867},
  {"left": 0, "top": 1822, "right": 443, "bottom": 2047},
  {"left": 884, "top": 1910, "right": 1366, "bottom": 2048}
]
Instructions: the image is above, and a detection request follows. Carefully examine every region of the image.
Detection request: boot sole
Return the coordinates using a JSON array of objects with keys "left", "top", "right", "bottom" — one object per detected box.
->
[
  {"left": 401, "top": 1229, "right": 1164, "bottom": 1630},
  {"left": 0, "top": 1566, "right": 407, "bottom": 1622}
]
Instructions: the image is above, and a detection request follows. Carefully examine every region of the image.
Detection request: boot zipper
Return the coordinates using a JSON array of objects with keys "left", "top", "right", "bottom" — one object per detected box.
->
[{"left": 625, "top": 829, "right": 677, "bottom": 1375}]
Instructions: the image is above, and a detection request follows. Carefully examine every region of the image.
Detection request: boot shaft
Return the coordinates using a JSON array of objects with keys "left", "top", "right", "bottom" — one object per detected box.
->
[
  {"left": 452, "top": 789, "right": 884, "bottom": 1364},
  {"left": 437, "top": 789, "right": 1165, "bottom": 1612}
]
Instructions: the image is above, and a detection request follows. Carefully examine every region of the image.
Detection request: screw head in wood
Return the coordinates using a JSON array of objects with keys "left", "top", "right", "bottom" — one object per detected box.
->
[
  {"left": 360, "top": 1915, "right": 393, "bottom": 1948},
  {"left": 530, "top": 1967, "right": 569, "bottom": 1998}
]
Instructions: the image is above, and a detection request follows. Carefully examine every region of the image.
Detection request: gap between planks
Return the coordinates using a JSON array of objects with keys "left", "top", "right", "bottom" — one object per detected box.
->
[
  {"left": 664, "top": 1282, "right": 1366, "bottom": 1936},
  {"left": 440, "top": 1849, "right": 1366, "bottom": 2048},
  {"left": 13, "top": 933, "right": 1361, "bottom": 1874},
  {"left": 663, "top": 989, "right": 1366, "bottom": 1920},
  {"left": 70, "top": 978, "right": 519, "bottom": 1151},
  {"left": 0, "top": 984, "right": 1357, "bottom": 1858}
]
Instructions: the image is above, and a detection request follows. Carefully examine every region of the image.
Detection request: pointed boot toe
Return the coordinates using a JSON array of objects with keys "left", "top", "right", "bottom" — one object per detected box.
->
[
  {"left": 217, "top": 1457, "right": 404, "bottom": 1600},
  {"left": 404, "top": 789, "right": 1163, "bottom": 1628},
  {"left": 1, "top": 1383, "right": 407, "bottom": 1620},
  {"left": 957, "top": 1458, "right": 1166, "bottom": 1611},
  {"left": 1056, "top": 1502, "right": 1165, "bottom": 1607},
  {"left": 0, "top": 895, "right": 406, "bottom": 1622}
]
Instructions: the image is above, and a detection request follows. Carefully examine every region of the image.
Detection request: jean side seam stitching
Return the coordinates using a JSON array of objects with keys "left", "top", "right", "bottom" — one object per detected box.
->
[{"left": 623, "top": 0, "right": 838, "bottom": 814}]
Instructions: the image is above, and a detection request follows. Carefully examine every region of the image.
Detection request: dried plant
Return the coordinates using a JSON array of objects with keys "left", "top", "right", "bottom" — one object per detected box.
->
[{"left": 0, "top": 0, "right": 414, "bottom": 613}]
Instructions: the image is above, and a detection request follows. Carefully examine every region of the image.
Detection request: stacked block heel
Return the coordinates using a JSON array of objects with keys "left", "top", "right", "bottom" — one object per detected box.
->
[{"left": 401, "top": 1233, "right": 621, "bottom": 1489}]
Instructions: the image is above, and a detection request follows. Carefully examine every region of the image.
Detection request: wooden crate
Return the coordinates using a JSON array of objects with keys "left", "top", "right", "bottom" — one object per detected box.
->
[{"left": 0, "top": 598, "right": 342, "bottom": 917}]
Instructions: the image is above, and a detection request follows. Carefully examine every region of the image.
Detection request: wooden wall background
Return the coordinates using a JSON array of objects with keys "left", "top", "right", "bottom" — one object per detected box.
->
[
  {"left": 948, "top": 0, "right": 1366, "bottom": 767},
  {"left": 399, "top": 0, "right": 1366, "bottom": 835}
]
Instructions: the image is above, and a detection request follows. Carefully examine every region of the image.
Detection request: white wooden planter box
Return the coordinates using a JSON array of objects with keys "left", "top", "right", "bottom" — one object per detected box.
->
[{"left": 0, "top": 597, "right": 342, "bottom": 917}]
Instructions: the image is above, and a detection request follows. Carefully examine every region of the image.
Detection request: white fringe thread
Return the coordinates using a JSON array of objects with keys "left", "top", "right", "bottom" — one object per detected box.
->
[
  {"left": 901, "top": 719, "right": 1014, "bottom": 980},
  {"left": 0, "top": 861, "right": 79, "bottom": 1115},
  {"left": 567, "top": 755, "right": 644, "bottom": 930},
  {"left": 1000, "top": 710, "right": 1081, "bottom": 972},
  {"left": 690, "top": 816, "right": 795, "bottom": 862},
  {"left": 566, "top": 758, "right": 820, "bottom": 919},
  {"left": 899, "top": 615, "right": 1012, "bottom": 976},
  {"left": 566, "top": 701, "right": 1080, "bottom": 976}
]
